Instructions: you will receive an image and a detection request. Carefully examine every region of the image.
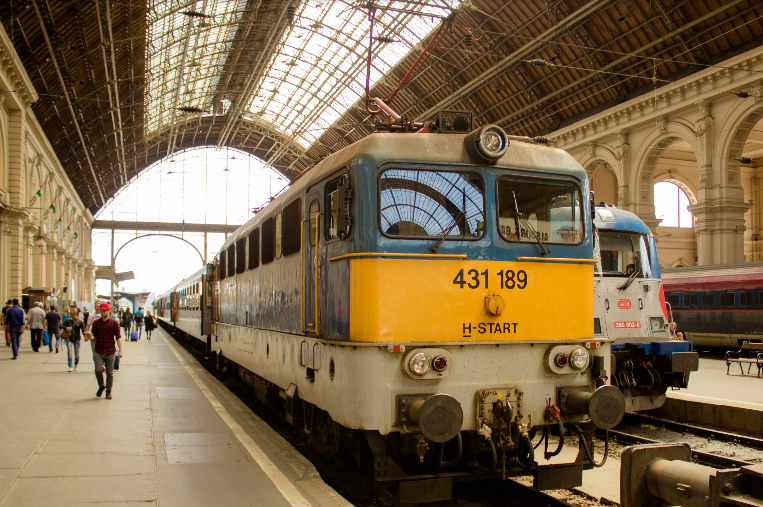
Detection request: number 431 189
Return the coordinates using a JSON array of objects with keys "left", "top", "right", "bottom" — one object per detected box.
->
[{"left": 452, "top": 269, "right": 528, "bottom": 290}]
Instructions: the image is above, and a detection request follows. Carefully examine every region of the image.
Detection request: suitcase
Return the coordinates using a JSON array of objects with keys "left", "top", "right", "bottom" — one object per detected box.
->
[{"left": 130, "top": 331, "right": 138, "bottom": 341}]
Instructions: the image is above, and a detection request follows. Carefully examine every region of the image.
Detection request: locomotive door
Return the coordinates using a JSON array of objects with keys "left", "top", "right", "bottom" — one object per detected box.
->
[{"left": 303, "top": 191, "right": 324, "bottom": 335}]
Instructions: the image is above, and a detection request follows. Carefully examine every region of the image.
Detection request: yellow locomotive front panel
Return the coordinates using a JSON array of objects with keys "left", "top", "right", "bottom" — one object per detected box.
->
[{"left": 349, "top": 258, "right": 593, "bottom": 342}]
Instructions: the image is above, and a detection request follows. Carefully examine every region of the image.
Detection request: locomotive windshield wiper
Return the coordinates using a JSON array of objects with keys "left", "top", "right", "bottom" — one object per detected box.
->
[
  {"left": 512, "top": 191, "right": 550, "bottom": 255},
  {"left": 618, "top": 237, "right": 640, "bottom": 291},
  {"left": 430, "top": 210, "right": 466, "bottom": 252}
]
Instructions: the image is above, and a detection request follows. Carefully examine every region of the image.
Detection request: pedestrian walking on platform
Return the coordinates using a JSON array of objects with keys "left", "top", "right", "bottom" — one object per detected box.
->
[
  {"left": 134, "top": 307, "right": 144, "bottom": 339},
  {"left": 144, "top": 311, "right": 155, "bottom": 340},
  {"left": 91, "top": 303, "right": 123, "bottom": 399},
  {"left": 44, "top": 305, "right": 62, "bottom": 353},
  {"left": 66, "top": 313, "right": 84, "bottom": 371},
  {"left": 120, "top": 310, "right": 132, "bottom": 342},
  {"left": 6, "top": 299, "right": 26, "bottom": 360},
  {"left": 27, "top": 302, "right": 46, "bottom": 352},
  {"left": 2, "top": 299, "right": 12, "bottom": 347}
]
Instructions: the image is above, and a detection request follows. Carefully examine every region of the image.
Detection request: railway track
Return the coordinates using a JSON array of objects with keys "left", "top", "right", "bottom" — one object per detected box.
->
[{"left": 600, "top": 413, "right": 763, "bottom": 469}]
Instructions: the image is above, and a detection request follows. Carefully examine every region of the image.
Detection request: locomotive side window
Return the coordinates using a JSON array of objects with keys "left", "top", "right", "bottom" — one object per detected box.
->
[
  {"left": 309, "top": 200, "right": 320, "bottom": 246},
  {"left": 379, "top": 169, "right": 485, "bottom": 239},
  {"left": 219, "top": 253, "right": 227, "bottom": 280},
  {"left": 497, "top": 176, "right": 583, "bottom": 245},
  {"left": 326, "top": 175, "right": 351, "bottom": 240},
  {"left": 262, "top": 217, "right": 275, "bottom": 264},
  {"left": 227, "top": 245, "right": 235, "bottom": 277},
  {"left": 282, "top": 198, "right": 302, "bottom": 256},
  {"left": 248, "top": 228, "right": 260, "bottom": 269},
  {"left": 235, "top": 238, "right": 246, "bottom": 274},
  {"left": 594, "top": 230, "right": 651, "bottom": 278},
  {"left": 275, "top": 213, "right": 282, "bottom": 259}
]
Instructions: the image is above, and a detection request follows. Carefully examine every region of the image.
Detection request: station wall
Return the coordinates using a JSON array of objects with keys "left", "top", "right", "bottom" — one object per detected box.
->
[{"left": 0, "top": 25, "right": 95, "bottom": 305}]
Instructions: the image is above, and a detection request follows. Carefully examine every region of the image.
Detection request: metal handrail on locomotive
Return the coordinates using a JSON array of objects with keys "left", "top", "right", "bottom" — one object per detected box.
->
[
  {"left": 592, "top": 205, "right": 699, "bottom": 413},
  {"left": 156, "top": 112, "right": 627, "bottom": 501}
]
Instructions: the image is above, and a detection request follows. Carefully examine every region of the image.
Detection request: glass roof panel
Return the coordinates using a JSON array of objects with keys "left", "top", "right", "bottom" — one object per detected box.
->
[
  {"left": 145, "top": 0, "right": 247, "bottom": 134},
  {"left": 248, "top": 0, "right": 456, "bottom": 147}
]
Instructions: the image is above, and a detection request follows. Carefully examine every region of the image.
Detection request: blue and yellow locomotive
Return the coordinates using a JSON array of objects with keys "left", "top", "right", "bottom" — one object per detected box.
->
[{"left": 158, "top": 119, "right": 626, "bottom": 501}]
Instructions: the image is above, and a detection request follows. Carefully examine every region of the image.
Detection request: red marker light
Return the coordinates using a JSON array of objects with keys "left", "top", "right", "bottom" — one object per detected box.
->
[
  {"left": 432, "top": 356, "right": 448, "bottom": 371},
  {"left": 555, "top": 353, "right": 568, "bottom": 367}
]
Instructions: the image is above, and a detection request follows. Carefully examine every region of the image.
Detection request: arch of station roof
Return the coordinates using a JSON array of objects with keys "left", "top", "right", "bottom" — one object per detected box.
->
[{"left": 113, "top": 234, "right": 205, "bottom": 268}]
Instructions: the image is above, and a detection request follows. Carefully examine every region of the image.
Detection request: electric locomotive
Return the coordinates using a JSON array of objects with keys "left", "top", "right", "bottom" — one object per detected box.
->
[
  {"left": 158, "top": 116, "right": 626, "bottom": 502},
  {"left": 592, "top": 205, "right": 698, "bottom": 412}
]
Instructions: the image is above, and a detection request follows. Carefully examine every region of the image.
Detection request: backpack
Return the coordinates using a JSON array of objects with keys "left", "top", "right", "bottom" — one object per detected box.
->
[{"left": 135, "top": 313, "right": 143, "bottom": 324}]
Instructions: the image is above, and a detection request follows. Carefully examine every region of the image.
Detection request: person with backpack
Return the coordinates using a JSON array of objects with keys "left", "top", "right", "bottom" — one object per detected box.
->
[
  {"left": 120, "top": 309, "right": 132, "bottom": 342},
  {"left": 66, "top": 313, "right": 85, "bottom": 372},
  {"left": 90, "top": 303, "right": 123, "bottom": 399},
  {"left": 134, "top": 307, "right": 144, "bottom": 339},
  {"left": 44, "top": 305, "right": 62, "bottom": 353}
]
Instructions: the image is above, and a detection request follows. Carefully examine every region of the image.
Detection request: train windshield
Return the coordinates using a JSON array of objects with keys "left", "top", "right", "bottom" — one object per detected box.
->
[
  {"left": 379, "top": 169, "right": 485, "bottom": 239},
  {"left": 496, "top": 176, "right": 582, "bottom": 244},
  {"left": 595, "top": 230, "right": 652, "bottom": 278}
]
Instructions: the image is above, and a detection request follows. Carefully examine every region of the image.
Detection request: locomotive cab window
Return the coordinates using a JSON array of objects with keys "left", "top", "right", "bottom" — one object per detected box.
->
[
  {"left": 379, "top": 168, "right": 485, "bottom": 239},
  {"left": 497, "top": 176, "right": 582, "bottom": 245},
  {"left": 594, "top": 230, "right": 652, "bottom": 278}
]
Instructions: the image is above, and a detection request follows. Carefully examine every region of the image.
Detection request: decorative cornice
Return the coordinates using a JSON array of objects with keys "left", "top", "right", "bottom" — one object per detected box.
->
[
  {"left": 550, "top": 47, "right": 763, "bottom": 149},
  {"left": 0, "top": 24, "right": 37, "bottom": 107}
]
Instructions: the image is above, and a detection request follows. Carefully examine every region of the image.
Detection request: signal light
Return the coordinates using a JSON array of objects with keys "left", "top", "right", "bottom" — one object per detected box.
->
[
  {"left": 432, "top": 356, "right": 448, "bottom": 372},
  {"left": 555, "top": 353, "right": 568, "bottom": 368}
]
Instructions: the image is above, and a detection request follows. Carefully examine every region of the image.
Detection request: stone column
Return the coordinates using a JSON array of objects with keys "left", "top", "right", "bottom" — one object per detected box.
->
[
  {"left": 85, "top": 260, "right": 96, "bottom": 302},
  {"left": 2, "top": 209, "right": 31, "bottom": 298},
  {"left": 46, "top": 243, "right": 58, "bottom": 292},
  {"left": 692, "top": 101, "right": 752, "bottom": 264},
  {"left": 32, "top": 235, "right": 47, "bottom": 288}
]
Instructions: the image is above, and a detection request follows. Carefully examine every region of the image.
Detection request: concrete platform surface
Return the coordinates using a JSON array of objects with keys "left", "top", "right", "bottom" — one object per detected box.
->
[
  {"left": 0, "top": 327, "right": 351, "bottom": 507},
  {"left": 668, "top": 357, "right": 763, "bottom": 410}
]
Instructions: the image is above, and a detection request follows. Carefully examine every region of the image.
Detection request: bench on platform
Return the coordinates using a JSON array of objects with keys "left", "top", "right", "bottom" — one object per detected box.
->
[{"left": 725, "top": 342, "right": 763, "bottom": 377}]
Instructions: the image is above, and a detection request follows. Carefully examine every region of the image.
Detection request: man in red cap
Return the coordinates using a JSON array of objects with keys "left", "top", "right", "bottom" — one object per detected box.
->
[{"left": 90, "top": 303, "right": 123, "bottom": 399}]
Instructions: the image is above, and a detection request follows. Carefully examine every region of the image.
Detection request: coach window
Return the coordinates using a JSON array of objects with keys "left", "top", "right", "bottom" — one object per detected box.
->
[
  {"left": 703, "top": 292, "right": 715, "bottom": 308},
  {"left": 759, "top": 290, "right": 763, "bottom": 307},
  {"left": 236, "top": 237, "right": 246, "bottom": 274},
  {"left": 309, "top": 200, "right": 320, "bottom": 246},
  {"left": 282, "top": 198, "right": 302, "bottom": 256},
  {"left": 262, "top": 217, "right": 275, "bottom": 264},
  {"left": 720, "top": 292, "right": 735, "bottom": 308},
  {"left": 688, "top": 294, "right": 699, "bottom": 310},
  {"left": 667, "top": 293, "right": 680, "bottom": 308},
  {"left": 248, "top": 228, "right": 260, "bottom": 269},
  {"left": 379, "top": 168, "right": 485, "bottom": 239}
]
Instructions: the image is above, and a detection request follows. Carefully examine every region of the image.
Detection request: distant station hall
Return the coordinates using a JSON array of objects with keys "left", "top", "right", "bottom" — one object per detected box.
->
[{"left": 3, "top": 1, "right": 763, "bottom": 506}]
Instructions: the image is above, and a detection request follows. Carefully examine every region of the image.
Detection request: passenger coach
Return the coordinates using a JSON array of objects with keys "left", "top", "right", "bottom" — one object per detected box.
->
[{"left": 158, "top": 120, "right": 626, "bottom": 501}]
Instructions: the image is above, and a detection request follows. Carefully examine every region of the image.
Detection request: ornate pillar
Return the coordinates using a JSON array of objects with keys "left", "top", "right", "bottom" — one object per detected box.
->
[
  {"left": 2, "top": 208, "right": 31, "bottom": 298},
  {"left": 46, "top": 242, "right": 58, "bottom": 292},
  {"left": 85, "top": 259, "right": 96, "bottom": 302},
  {"left": 691, "top": 101, "right": 752, "bottom": 264},
  {"left": 33, "top": 240, "right": 48, "bottom": 288}
]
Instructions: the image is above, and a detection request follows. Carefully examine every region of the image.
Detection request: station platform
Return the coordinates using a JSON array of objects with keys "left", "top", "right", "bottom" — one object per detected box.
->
[
  {"left": 0, "top": 327, "right": 350, "bottom": 507},
  {"left": 668, "top": 357, "right": 763, "bottom": 409}
]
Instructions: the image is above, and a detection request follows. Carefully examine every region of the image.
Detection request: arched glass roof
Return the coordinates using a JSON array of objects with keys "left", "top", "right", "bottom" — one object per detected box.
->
[{"left": 144, "top": 0, "right": 455, "bottom": 148}]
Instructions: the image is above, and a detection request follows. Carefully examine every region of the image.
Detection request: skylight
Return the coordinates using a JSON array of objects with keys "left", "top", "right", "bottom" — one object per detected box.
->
[
  {"left": 145, "top": 0, "right": 247, "bottom": 134},
  {"left": 248, "top": 1, "right": 455, "bottom": 148}
]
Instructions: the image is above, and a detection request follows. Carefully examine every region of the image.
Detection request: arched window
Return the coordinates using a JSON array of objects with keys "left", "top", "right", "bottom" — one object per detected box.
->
[{"left": 654, "top": 181, "right": 692, "bottom": 228}]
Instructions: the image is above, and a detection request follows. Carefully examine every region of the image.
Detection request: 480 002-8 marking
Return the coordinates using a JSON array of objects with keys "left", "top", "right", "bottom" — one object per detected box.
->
[{"left": 452, "top": 268, "right": 528, "bottom": 290}]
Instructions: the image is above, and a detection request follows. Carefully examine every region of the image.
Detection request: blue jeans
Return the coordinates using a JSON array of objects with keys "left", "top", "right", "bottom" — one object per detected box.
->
[
  {"left": 66, "top": 340, "right": 80, "bottom": 367},
  {"left": 9, "top": 326, "right": 22, "bottom": 357},
  {"left": 49, "top": 329, "right": 61, "bottom": 350}
]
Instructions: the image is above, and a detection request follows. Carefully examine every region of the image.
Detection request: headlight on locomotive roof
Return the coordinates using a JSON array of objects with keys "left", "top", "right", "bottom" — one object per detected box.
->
[
  {"left": 465, "top": 125, "right": 509, "bottom": 164},
  {"left": 409, "top": 352, "right": 431, "bottom": 376},
  {"left": 569, "top": 348, "right": 590, "bottom": 370}
]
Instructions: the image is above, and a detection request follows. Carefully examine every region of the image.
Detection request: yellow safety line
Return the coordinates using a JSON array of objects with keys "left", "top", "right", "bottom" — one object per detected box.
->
[
  {"left": 516, "top": 256, "right": 599, "bottom": 264},
  {"left": 329, "top": 252, "right": 468, "bottom": 262},
  {"left": 162, "top": 335, "right": 313, "bottom": 507}
]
